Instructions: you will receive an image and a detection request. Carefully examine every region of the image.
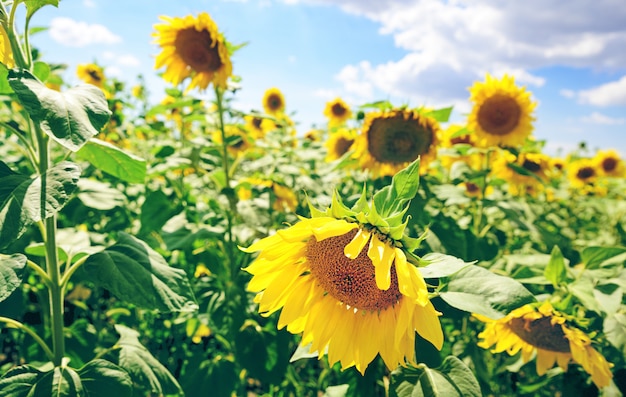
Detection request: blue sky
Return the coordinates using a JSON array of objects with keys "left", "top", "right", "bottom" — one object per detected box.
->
[{"left": 27, "top": 0, "right": 626, "bottom": 156}]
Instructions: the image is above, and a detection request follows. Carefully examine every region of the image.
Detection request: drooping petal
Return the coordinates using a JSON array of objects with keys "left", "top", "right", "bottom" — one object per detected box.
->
[
  {"left": 367, "top": 234, "right": 394, "bottom": 290},
  {"left": 343, "top": 228, "right": 371, "bottom": 259}
]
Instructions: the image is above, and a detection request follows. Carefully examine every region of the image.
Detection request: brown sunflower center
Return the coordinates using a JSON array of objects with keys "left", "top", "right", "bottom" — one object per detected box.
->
[
  {"left": 577, "top": 166, "right": 595, "bottom": 180},
  {"left": 602, "top": 157, "right": 617, "bottom": 172},
  {"left": 252, "top": 117, "right": 263, "bottom": 130},
  {"left": 509, "top": 317, "right": 571, "bottom": 353},
  {"left": 334, "top": 137, "right": 354, "bottom": 157},
  {"left": 331, "top": 103, "right": 348, "bottom": 117},
  {"left": 175, "top": 28, "right": 222, "bottom": 72},
  {"left": 477, "top": 94, "right": 521, "bottom": 136},
  {"left": 306, "top": 229, "right": 402, "bottom": 312},
  {"left": 87, "top": 69, "right": 103, "bottom": 83},
  {"left": 266, "top": 94, "right": 283, "bottom": 112},
  {"left": 466, "top": 182, "right": 480, "bottom": 194},
  {"left": 522, "top": 159, "right": 541, "bottom": 173},
  {"left": 367, "top": 115, "right": 433, "bottom": 163}
]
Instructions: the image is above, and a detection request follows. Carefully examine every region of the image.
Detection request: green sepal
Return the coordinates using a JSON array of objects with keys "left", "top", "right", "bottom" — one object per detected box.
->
[
  {"left": 388, "top": 213, "right": 410, "bottom": 241},
  {"left": 350, "top": 185, "right": 369, "bottom": 213},
  {"left": 330, "top": 190, "right": 356, "bottom": 220},
  {"left": 373, "top": 158, "right": 420, "bottom": 219},
  {"left": 364, "top": 196, "right": 388, "bottom": 233},
  {"left": 401, "top": 228, "right": 429, "bottom": 253},
  {"left": 305, "top": 193, "right": 329, "bottom": 218}
]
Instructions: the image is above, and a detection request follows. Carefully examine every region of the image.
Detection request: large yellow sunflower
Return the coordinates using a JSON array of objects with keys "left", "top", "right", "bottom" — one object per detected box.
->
[
  {"left": 324, "top": 128, "right": 355, "bottom": 162},
  {"left": 352, "top": 109, "right": 440, "bottom": 177},
  {"left": 243, "top": 188, "right": 443, "bottom": 374},
  {"left": 262, "top": 87, "right": 286, "bottom": 115},
  {"left": 567, "top": 158, "right": 598, "bottom": 189},
  {"left": 468, "top": 74, "right": 536, "bottom": 148},
  {"left": 324, "top": 97, "right": 352, "bottom": 127},
  {"left": 593, "top": 149, "right": 624, "bottom": 178},
  {"left": 76, "top": 63, "right": 105, "bottom": 88},
  {"left": 475, "top": 302, "right": 612, "bottom": 388},
  {"left": 153, "top": 12, "right": 232, "bottom": 91}
]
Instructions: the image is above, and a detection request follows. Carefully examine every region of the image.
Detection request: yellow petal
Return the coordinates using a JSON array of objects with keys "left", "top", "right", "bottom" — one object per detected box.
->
[
  {"left": 535, "top": 349, "right": 556, "bottom": 375},
  {"left": 344, "top": 228, "right": 371, "bottom": 259},
  {"left": 367, "top": 234, "right": 394, "bottom": 291},
  {"left": 312, "top": 219, "right": 357, "bottom": 241},
  {"left": 413, "top": 301, "right": 443, "bottom": 350}
]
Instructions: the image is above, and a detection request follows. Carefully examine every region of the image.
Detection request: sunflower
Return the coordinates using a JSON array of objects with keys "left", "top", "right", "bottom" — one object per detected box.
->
[
  {"left": 324, "top": 97, "right": 352, "bottom": 127},
  {"left": 244, "top": 114, "right": 274, "bottom": 140},
  {"left": 493, "top": 151, "right": 551, "bottom": 196},
  {"left": 238, "top": 177, "right": 298, "bottom": 212},
  {"left": 212, "top": 125, "right": 251, "bottom": 156},
  {"left": 324, "top": 128, "right": 355, "bottom": 162},
  {"left": 567, "top": 158, "right": 598, "bottom": 189},
  {"left": 352, "top": 109, "right": 440, "bottom": 177},
  {"left": 262, "top": 87, "right": 286, "bottom": 115},
  {"left": 475, "top": 302, "right": 613, "bottom": 388},
  {"left": 593, "top": 149, "right": 624, "bottom": 178},
  {"left": 243, "top": 183, "right": 443, "bottom": 374},
  {"left": 0, "top": 25, "right": 14, "bottom": 68},
  {"left": 438, "top": 124, "right": 482, "bottom": 170},
  {"left": 468, "top": 74, "right": 536, "bottom": 148},
  {"left": 153, "top": 12, "right": 232, "bottom": 91},
  {"left": 76, "top": 63, "right": 105, "bottom": 88}
]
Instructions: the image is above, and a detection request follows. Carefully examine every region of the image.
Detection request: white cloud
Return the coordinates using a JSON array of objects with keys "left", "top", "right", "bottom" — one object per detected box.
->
[
  {"left": 49, "top": 17, "right": 121, "bottom": 47},
  {"left": 581, "top": 111, "right": 626, "bottom": 125},
  {"left": 577, "top": 75, "right": 626, "bottom": 106},
  {"left": 313, "top": 88, "right": 338, "bottom": 99},
  {"left": 560, "top": 89, "right": 576, "bottom": 99},
  {"left": 83, "top": 0, "right": 96, "bottom": 7},
  {"left": 287, "top": 0, "right": 626, "bottom": 109}
]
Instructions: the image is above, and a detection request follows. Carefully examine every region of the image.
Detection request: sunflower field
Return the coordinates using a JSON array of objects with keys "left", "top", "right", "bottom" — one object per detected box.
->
[{"left": 1, "top": 2, "right": 626, "bottom": 397}]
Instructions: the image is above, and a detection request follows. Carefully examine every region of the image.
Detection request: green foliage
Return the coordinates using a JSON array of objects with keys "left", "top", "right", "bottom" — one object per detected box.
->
[
  {"left": 76, "top": 139, "right": 146, "bottom": 184},
  {"left": 0, "top": 254, "right": 26, "bottom": 302}
]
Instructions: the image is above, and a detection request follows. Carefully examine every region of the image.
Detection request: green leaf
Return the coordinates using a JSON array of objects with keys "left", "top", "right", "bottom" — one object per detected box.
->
[
  {"left": 544, "top": 245, "right": 567, "bottom": 287},
  {"left": 581, "top": 246, "right": 626, "bottom": 270},
  {"left": 0, "top": 162, "right": 81, "bottom": 250},
  {"left": 76, "top": 138, "right": 146, "bottom": 183},
  {"left": 112, "top": 324, "right": 183, "bottom": 395},
  {"left": 82, "top": 232, "right": 198, "bottom": 312},
  {"left": 422, "top": 106, "right": 453, "bottom": 123},
  {"left": 439, "top": 265, "right": 536, "bottom": 318},
  {"left": 373, "top": 158, "right": 420, "bottom": 218},
  {"left": 77, "top": 359, "right": 133, "bottom": 397},
  {"left": 77, "top": 178, "right": 126, "bottom": 210},
  {"left": 569, "top": 277, "right": 602, "bottom": 313},
  {"left": 139, "top": 190, "right": 178, "bottom": 235},
  {"left": 323, "top": 385, "right": 350, "bottom": 397},
  {"left": 8, "top": 69, "right": 111, "bottom": 152},
  {"left": 0, "top": 63, "right": 13, "bottom": 94},
  {"left": 24, "top": 0, "right": 59, "bottom": 20},
  {"left": 390, "top": 357, "right": 480, "bottom": 397},
  {"left": 604, "top": 313, "right": 626, "bottom": 356},
  {"left": 418, "top": 253, "right": 472, "bottom": 279},
  {"left": 33, "top": 61, "right": 50, "bottom": 82},
  {"left": 0, "top": 254, "right": 26, "bottom": 302}
]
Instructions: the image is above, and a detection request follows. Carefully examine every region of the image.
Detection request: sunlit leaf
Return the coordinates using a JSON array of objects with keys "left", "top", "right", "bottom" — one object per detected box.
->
[
  {"left": 76, "top": 138, "right": 146, "bottom": 183},
  {"left": 82, "top": 233, "right": 198, "bottom": 312},
  {"left": 544, "top": 245, "right": 567, "bottom": 286},
  {"left": 0, "top": 254, "right": 26, "bottom": 302},
  {"left": 9, "top": 69, "right": 111, "bottom": 152}
]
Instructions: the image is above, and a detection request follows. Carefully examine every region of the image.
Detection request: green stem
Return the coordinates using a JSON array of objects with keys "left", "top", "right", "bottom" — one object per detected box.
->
[
  {"left": 60, "top": 255, "right": 89, "bottom": 293},
  {"left": 36, "top": 127, "right": 65, "bottom": 366},
  {"left": 0, "top": 316, "right": 55, "bottom": 362},
  {"left": 6, "top": 2, "right": 29, "bottom": 70}
]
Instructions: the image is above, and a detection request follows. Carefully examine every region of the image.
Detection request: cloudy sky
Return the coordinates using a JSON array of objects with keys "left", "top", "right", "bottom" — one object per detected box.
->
[{"left": 27, "top": 0, "right": 626, "bottom": 155}]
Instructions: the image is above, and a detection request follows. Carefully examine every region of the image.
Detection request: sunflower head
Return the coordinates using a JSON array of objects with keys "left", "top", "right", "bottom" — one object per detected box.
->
[
  {"left": 324, "top": 97, "right": 352, "bottom": 127},
  {"left": 593, "top": 149, "right": 624, "bottom": 178},
  {"left": 153, "top": 12, "right": 233, "bottom": 91},
  {"left": 77, "top": 63, "right": 106, "bottom": 88},
  {"left": 352, "top": 109, "right": 440, "bottom": 178},
  {"left": 243, "top": 160, "right": 443, "bottom": 373},
  {"left": 212, "top": 125, "right": 251, "bottom": 156},
  {"left": 262, "top": 87, "right": 286, "bottom": 115},
  {"left": 493, "top": 151, "right": 550, "bottom": 196},
  {"left": 567, "top": 158, "right": 599, "bottom": 189},
  {"left": 324, "top": 128, "right": 356, "bottom": 162},
  {"left": 244, "top": 114, "right": 274, "bottom": 140},
  {"left": 475, "top": 302, "right": 613, "bottom": 388},
  {"left": 468, "top": 74, "right": 536, "bottom": 148}
]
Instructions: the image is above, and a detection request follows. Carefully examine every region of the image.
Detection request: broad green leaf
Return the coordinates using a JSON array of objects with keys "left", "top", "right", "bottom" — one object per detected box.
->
[
  {"left": 418, "top": 253, "right": 471, "bottom": 279},
  {"left": 82, "top": 233, "right": 198, "bottom": 312},
  {"left": 0, "top": 364, "right": 82, "bottom": 397},
  {"left": 113, "top": 324, "right": 183, "bottom": 395},
  {"left": 0, "top": 254, "right": 26, "bottom": 302},
  {"left": 139, "top": 190, "right": 178, "bottom": 235},
  {"left": 77, "top": 178, "right": 126, "bottom": 210},
  {"left": 581, "top": 246, "right": 626, "bottom": 270},
  {"left": 544, "top": 245, "right": 567, "bottom": 286},
  {"left": 373, "top": 158, "right": 420, "bottom": 218},
  {"left": 439, "top": 265, "right": 536, "bottom": 318},
  {"left": 76, "top": 139, "right": 146, "bottom": 183},
  {"left": 24, "top": 0, "right": 59, "bottom": 20},
  {"left": 77, "top": 359, "right": 133, "bottom": 397},
  {"left": 33, "top": 61, "right": 50, "bottom": 82},
  {"left": 8, "top": 69, "right": 111, "bottom": 152},
  {"left": 422, "top": 106, "right": 453, "bottom": 123},
  {"left": 0, "top": 162, "right": 80, "bottom": 250},
  {"left": 569, "top": 277, "right": 602, "bottom": 313}
]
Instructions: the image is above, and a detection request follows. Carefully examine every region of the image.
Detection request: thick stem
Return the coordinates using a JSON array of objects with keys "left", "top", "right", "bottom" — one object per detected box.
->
[{"left": 37, "top": 128, "right": 65, "bottom": 366}]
